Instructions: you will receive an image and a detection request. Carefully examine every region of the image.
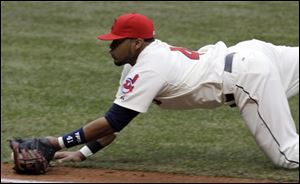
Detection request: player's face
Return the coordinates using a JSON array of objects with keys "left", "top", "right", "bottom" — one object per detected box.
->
[{"left": 109, "top": 38, "right": 143, "bottom": 66}]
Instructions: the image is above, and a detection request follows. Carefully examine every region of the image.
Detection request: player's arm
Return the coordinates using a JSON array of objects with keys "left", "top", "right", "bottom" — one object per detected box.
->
[{"left": 52, "top": 103, "right": 139, "bottom": 162}]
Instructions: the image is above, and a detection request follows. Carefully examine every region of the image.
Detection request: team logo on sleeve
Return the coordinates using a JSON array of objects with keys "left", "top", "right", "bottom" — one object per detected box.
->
[{"left": 121, "top": 74, "right": 139, "bottom": 94}]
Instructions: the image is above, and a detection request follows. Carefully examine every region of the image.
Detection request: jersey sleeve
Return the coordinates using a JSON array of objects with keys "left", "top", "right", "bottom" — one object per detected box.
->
[{"left": 114, "top": 69, "right": 166, "bottom": 113}]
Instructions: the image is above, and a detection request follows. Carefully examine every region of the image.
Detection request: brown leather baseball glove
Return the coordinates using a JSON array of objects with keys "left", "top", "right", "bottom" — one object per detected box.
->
[{"left": 8, "top": 138, "right": 58, "bottom": 174}]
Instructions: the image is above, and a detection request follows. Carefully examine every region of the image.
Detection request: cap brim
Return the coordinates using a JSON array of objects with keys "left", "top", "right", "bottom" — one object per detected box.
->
[{"left": 97, "top": 33, "right": 126, "bottom": 41}]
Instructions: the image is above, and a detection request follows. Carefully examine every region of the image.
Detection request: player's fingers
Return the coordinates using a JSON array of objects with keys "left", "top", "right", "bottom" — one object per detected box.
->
[
  {"left": 54, "top": 152, "right": 67, "bottom": 159},
  {"left": 54, "top": 152, "right": 75, "bottom": 163},
  {"left": 54, "top": 151, "right": 83, "bottom": 163},
  {"left": 58, "top": 156, "right": 73, "bottom": 163}
]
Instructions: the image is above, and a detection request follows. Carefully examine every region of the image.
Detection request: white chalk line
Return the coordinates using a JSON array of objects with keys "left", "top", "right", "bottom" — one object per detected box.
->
[{"left": 1, "top": 178, "right": 71, "bottom": 183}]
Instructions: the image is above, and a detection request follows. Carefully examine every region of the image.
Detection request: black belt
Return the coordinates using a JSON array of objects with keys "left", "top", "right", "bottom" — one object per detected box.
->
[{"left": 224, "top": 53, "right": 236, "bottom": 107}]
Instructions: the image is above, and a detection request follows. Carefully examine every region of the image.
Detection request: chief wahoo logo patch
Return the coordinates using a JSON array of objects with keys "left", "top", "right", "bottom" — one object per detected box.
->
[{"left": 121, "top": 74, "right": 139, "bottom": 94}]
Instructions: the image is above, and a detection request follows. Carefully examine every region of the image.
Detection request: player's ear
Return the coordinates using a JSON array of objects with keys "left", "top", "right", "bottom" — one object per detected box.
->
[{"left": 133, "top": 38, "right": 145, "bottom": 50}]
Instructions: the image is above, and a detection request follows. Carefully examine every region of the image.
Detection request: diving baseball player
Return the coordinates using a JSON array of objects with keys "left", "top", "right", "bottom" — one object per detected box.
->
[
  {"left": 110, "top": 37, "right": 299, "bottom": 169},
  {"left": 11, "top": 13, "right": 298, "bottom": 173}
]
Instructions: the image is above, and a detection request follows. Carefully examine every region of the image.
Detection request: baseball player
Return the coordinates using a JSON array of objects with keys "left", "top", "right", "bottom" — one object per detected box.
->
[{"left": 46, "top": 13, "right": 298, "bottom": 169}]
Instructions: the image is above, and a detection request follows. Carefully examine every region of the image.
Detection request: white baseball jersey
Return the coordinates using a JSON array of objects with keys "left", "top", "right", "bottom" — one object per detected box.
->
[{"left": 114, "top": 39, "right": 228, "bottom": 113}]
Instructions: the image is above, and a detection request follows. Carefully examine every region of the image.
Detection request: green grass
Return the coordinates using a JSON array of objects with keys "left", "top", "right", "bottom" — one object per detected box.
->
[{"left": 1, "top": 1, "right": 299, "bottom": 182}]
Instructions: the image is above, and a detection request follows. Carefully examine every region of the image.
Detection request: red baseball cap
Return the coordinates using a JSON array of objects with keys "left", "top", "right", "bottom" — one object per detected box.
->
[{"left": 97, "top": 13, "right": 155, "bottom": 41}]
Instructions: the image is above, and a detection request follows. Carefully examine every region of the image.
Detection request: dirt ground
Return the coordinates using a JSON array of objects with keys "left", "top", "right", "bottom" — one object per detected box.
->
[{"left": 1, "top": 163, "right": 276, "bottom": 183}]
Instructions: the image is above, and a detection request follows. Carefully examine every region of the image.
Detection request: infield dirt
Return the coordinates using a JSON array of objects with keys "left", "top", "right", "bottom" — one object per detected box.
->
[{"left": 1, "top": 163, "right": 277, "bottom": 183}]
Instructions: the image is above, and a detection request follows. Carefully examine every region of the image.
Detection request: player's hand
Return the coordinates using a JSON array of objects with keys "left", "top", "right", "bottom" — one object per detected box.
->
[{"left": 54, "top": 151, "right": 86, "bottom": 163}]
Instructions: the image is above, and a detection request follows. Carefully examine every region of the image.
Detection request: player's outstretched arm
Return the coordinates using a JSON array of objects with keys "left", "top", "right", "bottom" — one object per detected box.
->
[
  {"left": 49, "top": 103, "right": 138, "bottom": 151},
  {"left": 46, "top": 116, "right": 116, "bottom": 150}
]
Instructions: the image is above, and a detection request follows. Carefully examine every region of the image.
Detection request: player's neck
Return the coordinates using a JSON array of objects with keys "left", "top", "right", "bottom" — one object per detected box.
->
[{"left": 129, "top": 42, "right": 151, "bottom": 66}]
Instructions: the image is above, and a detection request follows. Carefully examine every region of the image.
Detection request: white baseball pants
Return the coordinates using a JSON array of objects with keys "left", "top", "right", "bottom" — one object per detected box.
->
[{"left": 226, "top": 39, "right": 299, "bottom": 169}]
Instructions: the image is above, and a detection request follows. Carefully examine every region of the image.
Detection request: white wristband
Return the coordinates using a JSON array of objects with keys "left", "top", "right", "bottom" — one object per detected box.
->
[
  {"left": 58, "top": 136, "right": 65, "bottom": 149},
  {"left": 79, "top": 145, "right": 94, "bottom": 158}
]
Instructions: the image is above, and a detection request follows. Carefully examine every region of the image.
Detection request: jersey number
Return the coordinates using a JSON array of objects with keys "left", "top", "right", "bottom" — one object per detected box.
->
[{"left": 170, "top": 47, "right": 200, "bottom": 60}]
